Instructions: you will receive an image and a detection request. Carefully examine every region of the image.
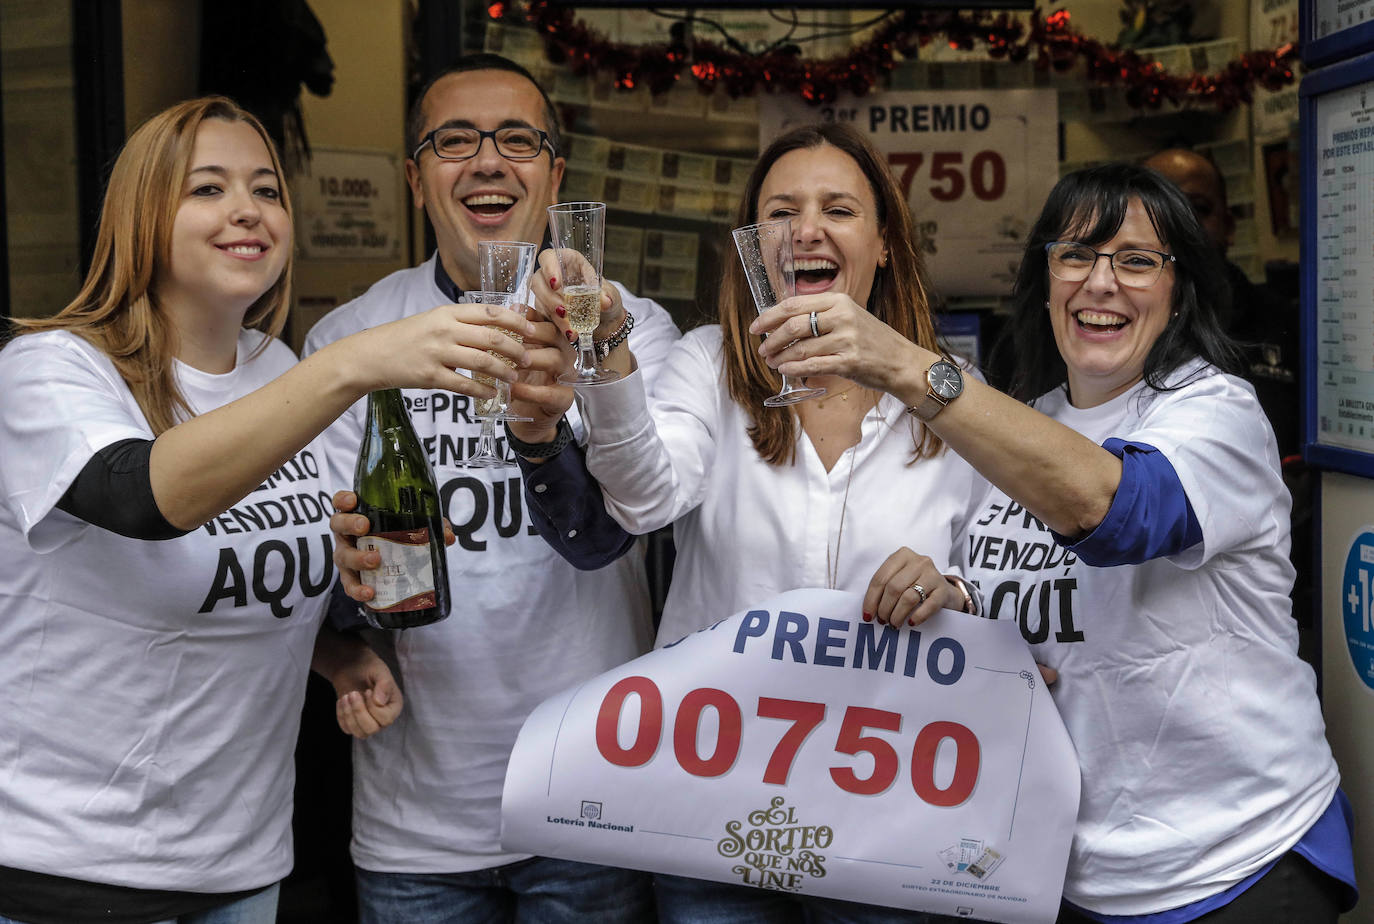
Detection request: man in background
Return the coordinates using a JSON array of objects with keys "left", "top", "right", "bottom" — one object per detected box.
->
[
  {"left": 1143, "top": 147, "right": 1299, "bottom": 457},
  {"left": 1144, "top": 147, "right": 1311, "bottom": 653}
]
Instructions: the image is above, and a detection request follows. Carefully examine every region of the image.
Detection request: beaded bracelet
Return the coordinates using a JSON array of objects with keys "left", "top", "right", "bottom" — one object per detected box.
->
[{"left": 593, "top": 311, "right": 635, "bottom": 362}]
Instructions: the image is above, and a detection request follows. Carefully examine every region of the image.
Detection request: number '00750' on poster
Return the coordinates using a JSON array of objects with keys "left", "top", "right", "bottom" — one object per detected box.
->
[{"left": 501, "top": 588, "right": 1080, "bottom": 924}]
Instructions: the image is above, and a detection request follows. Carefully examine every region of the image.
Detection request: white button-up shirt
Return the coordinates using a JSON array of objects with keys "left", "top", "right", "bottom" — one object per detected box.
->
[{"left": 579, "top": 325, "right": 986, "bottom": 645}]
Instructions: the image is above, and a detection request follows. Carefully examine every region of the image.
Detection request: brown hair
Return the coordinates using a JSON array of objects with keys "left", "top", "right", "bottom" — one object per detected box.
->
[
  {"left": 12, "top": 96, "right": 294, "bottom": 434},
  {"left": 720, "top": 122, "right": 944, "bottom": 465}
]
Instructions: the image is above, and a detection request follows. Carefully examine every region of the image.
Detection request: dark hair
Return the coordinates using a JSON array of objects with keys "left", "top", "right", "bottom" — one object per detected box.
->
[
  {"left": 1004, "top": 162, "right": 1242, "bottom": 402},
  {"left": 406, "top": 53, "right": 562, "bottom": 159},
  {"left": 719, "top": 121, "right": 944, "bottom": 464}
]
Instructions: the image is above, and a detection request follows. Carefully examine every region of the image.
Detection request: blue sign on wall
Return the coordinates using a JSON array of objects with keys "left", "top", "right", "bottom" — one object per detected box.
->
[{"left": 1340, "top": 529, "right": 1374, "bottom": 691}]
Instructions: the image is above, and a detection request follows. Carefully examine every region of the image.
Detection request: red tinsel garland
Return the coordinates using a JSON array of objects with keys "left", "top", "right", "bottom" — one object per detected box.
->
[{"left": 489, "top": 2, "right": 1297, "bottom": 110}]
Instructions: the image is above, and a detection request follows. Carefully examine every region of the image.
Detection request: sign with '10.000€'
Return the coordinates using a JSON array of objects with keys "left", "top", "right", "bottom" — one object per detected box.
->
[{"left": 501, "top": 588, "right": 1080, "bottom": 923}]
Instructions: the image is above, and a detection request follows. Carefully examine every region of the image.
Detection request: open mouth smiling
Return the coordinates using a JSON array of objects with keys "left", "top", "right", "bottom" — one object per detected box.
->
[
  {"left": 463, "top": 192, "right": 516, "bottom": 218},
  {"left": 1074, "top": 309, "right": 1127, "bottom": 332},
  {"left": 792, "top": 256, "right": 839, "bottom": 287}
]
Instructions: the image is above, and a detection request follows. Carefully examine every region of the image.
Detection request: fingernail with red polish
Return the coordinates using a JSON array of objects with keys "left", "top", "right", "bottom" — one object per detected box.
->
[
  {"left": 907, "top": 617, "right": 917, "bottom": 627},
  {"left": 566, "top": 329, "right": 578, "bottom": 343},
  {"left": 548, "top": 276, "right": 558, "bottom": 288},
  {"left": 862, "top": 612, "right": 873, "bottom": 622},
  {"left": 555, "top": 305, "right": 566, "bottom": 318}
]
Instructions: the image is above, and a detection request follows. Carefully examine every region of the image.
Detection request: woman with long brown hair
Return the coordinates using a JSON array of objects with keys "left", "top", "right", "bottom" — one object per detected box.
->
[
  {"left": 0, "top": 96, "right": 543, "bottom": 924},
  {"left": 528, "top": 121, "right": 978, "bottom": 922}
]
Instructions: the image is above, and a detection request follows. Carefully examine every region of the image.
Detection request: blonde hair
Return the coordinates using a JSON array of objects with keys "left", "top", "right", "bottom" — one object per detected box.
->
[
  {"left": 719, "top": 122, "right": 945, "bottom": 465},
  {"left": 12, "top": 96, "right": 294, "bottom": 434}
]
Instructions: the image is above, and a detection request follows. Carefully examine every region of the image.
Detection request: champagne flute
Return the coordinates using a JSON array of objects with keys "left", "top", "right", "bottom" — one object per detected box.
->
[
  {"left": 462, "top": 290, "right": 522, "bottom": 468},
  {"left": 549, "top": 202, "right": 619, "bottom": 386},
  {"left": 477, "top": 240, "right": 537, "bottom": 424},
  {"left": 731, "top": 216, "right": 826, "bottom": 406}
]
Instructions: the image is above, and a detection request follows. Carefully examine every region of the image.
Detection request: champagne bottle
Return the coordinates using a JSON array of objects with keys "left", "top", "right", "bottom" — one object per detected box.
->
[{"left": 353, "top": 388, "right": 450, "bottom": 629}]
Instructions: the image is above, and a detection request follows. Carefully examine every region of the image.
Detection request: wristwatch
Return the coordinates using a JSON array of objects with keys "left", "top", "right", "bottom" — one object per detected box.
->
[
  {"left": 503, "top": 416, "right": 574, "bottom": 459},
  {"left": 906, "top": 360, "right": 964, "bottom": 422}
]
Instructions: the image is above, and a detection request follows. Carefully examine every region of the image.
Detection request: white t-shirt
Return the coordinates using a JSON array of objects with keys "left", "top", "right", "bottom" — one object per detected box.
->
[
  {"left": 578, "top": 324, "right": 987, "bottom": 644},
  {"left": 303, "top": 255, "right": 682, "bottom": 873},
  {"left": 0, "top": 329, "right": 332, "bottom": 892},
  {"left": 962, "top": 361, "right": 1340, "bottom": 916}
]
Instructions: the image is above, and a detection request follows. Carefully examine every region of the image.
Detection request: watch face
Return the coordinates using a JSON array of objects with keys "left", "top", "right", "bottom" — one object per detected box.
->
[{"left": 929, "top": 361, "right": 963, "bottom": 400}]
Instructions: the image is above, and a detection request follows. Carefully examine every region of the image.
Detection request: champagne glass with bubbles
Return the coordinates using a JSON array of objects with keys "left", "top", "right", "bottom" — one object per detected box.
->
[
  {"left": 549, "top": 202, "right": 620, "bottom": 386},
  {"left": 732, "top": 216, "right": 825, "bottom": 406},
  {"left": 462, "top": 290, "right": 522, "bottom": 468}
]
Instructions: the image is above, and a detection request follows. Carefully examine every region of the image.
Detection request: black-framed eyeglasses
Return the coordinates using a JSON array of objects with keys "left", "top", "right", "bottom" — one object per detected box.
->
[
  {"left": 1045, "top": 241, "right": 1175, "bottom": 289},
  {"left": 412, "top": 126, "right": 557, "bottom": 162}
]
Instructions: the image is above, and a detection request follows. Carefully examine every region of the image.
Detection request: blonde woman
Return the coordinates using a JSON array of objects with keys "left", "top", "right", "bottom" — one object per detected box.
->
[{"left": 0, "top": 96, "right": 550, "bottom": 924}]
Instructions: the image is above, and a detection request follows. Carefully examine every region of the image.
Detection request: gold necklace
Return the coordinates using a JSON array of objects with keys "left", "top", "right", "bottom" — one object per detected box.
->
[
  {"left": 816, "top": 382, "right": 865, "bottom": 408},
  {"left": 826, "top": 446, "right": 859, "bottom": 590}
]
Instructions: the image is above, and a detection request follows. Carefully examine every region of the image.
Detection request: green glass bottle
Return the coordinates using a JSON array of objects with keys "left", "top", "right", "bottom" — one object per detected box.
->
[{"left": 353, "top": 388, "right": 450, "bottom": 629}]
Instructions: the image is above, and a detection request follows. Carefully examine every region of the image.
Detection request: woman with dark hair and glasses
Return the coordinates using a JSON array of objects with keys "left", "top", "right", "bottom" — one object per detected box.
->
[{"left": 753, "top": 163, "right": 1357, "bottom": 921}]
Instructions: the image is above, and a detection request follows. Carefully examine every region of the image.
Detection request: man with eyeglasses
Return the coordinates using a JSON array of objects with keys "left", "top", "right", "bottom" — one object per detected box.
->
[{"left": 303, "top": 53, "right": 680, "bottom": 924}]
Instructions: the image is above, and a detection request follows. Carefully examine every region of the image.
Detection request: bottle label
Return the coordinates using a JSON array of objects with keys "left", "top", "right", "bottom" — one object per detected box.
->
[{"left": 359, "top": 528, "right": 437, "bottom": 613}]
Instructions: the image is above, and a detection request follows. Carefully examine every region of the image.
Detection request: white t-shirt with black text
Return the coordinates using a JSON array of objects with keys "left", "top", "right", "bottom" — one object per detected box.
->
[
  {"left": 303, "top": 255, "right": 682, "bottom": 873},
  {"left": 0, "top": 330, "right": 333, "bottom": 892},
  {"left": 962, "top": 362, "right": 1339, "bottom": 916}
]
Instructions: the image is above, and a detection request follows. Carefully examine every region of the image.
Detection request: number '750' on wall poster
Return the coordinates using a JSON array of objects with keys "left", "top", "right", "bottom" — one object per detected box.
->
[{"left": 759, "top": 90, "right": 1058, "bottom": 298}]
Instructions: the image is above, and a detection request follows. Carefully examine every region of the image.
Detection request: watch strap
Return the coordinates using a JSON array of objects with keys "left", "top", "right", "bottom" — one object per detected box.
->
[
  {"left": 905, "top": 392, "right": 949, "bottom": 422},
  {"left": 503, "top": 416, "right": 574, "bottom": 459}
]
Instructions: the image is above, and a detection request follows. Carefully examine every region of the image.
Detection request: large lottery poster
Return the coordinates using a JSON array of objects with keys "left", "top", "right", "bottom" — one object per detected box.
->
[
  {"left": 759, "top": 90, "right": 1059, "bottom": 297},
  {"left": 502, "top": 588, "right": 1079, "bottom": 923},
  {"left": 1312, "top": 79, "right": 1374, "bottom": 454}
]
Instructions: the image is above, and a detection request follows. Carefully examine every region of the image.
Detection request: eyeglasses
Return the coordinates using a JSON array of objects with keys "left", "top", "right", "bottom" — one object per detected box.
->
[
  {"left": 1045, "top": 241, "right": 1175, "bottom": 288},
  {"left": 412, "top": 126, "right": 556, "bottom": 162}
]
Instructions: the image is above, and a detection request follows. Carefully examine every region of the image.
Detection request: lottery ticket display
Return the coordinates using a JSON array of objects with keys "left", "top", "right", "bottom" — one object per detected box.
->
[{"left": 1304, "top": 53, "right": 1374, "bottom": 469}]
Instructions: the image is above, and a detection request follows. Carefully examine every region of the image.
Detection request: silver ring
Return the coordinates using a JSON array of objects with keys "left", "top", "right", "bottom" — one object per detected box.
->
[
  {"left": 910, "top": 583, "right": 927, "bottom": 604},
  {"left": 809, "top": 311, "right": 821, "bottom": 338}
]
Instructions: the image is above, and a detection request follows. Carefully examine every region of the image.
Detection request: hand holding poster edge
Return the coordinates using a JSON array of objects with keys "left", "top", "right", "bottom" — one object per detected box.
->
[{"left": 501, "top": 588, "right": 1080, "bottom": 924}]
